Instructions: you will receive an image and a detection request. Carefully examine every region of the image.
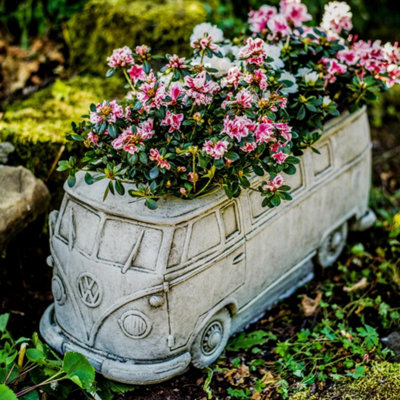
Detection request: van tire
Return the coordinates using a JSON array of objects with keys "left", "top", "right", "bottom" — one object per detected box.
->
[
  {"left": 316, "top": 222, "right": 348, "bottom": 268},
  {"left": 190, "top": 308, "right": 231, "bottom": 369}
]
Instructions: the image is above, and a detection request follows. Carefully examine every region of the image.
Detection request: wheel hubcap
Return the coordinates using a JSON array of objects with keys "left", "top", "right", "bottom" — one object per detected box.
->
[{"left": 201, "top": 321, "right": 223, "bottom": 355}]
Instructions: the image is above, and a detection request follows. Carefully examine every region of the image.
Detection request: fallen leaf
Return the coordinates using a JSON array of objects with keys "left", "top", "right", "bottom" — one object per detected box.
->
[
  {"left": 223, "top": 363, "right": 250, "bottom": 386},
  {"left": 301, "top": 290, "right": 323, "bottom": 317},
  {"left": 343, "top": 277, "right": 369, "bottom": 292}
]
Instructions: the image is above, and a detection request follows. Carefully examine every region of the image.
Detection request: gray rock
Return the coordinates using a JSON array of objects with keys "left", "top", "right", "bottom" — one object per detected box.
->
[
  {"left": 382, "top": 331, "right": 400, "bottom": 361},
  {"left": 0, "top": 166, "right": 50, "bottom": 249},
  {"left": 0, "top": 142, "right": 15, "bottom": 164}
]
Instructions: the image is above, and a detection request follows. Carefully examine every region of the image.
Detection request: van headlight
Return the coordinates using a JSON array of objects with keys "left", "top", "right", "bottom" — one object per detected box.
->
[{"left": 118, "top": 310, "right": 152, "bottom": 339}]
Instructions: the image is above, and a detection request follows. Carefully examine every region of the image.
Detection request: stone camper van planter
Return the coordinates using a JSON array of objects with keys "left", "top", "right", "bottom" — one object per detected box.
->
[{"left": 40, "top": 107, "right": 376, "bottom": 384}]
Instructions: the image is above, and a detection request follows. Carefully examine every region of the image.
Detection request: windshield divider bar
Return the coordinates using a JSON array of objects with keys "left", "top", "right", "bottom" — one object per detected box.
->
[{"left": 122, "top": 230, "right": 145, "bottom": 274}]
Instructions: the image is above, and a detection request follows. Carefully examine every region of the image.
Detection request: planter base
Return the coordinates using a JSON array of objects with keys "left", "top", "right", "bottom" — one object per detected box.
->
[{"left": 40, "top": 304, "right": 191, "bottom": 384}]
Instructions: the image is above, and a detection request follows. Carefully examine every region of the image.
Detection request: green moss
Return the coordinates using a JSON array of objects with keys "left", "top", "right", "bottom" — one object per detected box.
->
[
  {"left": 67, "top": 0, "right": 217, "bottom": 74},
  {"left": 0, "top": 75, "right": 122, "bottom": 205},
  {"left": 290, "top": 362, "right": 400, "bottom": 400}
]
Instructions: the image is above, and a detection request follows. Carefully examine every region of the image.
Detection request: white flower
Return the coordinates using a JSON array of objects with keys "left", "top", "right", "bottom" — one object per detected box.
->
[
  {"left": 321, "top": 1, "right": 353, "bottom": 34},
  {"left": 220, "top": 43, "right": 241, "bottom": 59},
  {"left": 305, "top": 71, "right": 319, "bottom": 85},
  {"left": 192, "top": 55, "right": 234, "bottom": 77},
  {"left": 322, "top": 95, "right": 332, "bottom": 106},
  {"left": 190, "top": 23, "right": 224, "bottom": 44},
  {"left": 297, "top": 67, "right": 313, "bottom": 77},
  {"left": 279, "top": 71, "right": 298, "bottom": 94},
  {"left": 264, "top": 43, "right": 284, "bottom": 70}
]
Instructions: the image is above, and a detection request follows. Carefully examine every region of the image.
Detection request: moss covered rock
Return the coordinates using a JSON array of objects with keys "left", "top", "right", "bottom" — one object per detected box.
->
[
  {"left": 0, "top": 76, "right": 121, "bottom": 204},
  {"left": 67, "top": 0, "right": 217, "bottom": 74},
  {"left": 290, "top": 362, "right": 400, "bottom": 400}
]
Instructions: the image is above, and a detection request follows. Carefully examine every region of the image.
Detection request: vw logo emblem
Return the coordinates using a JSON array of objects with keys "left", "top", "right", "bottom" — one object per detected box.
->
[{"left": 77, "top": 273, "right": 102, "bottom": 307}]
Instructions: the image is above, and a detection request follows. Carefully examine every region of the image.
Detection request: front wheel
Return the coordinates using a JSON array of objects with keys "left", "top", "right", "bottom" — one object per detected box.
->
[
  {"left": 190, "top": 308, "right": 231, "bottom": 368},
  {"left": 316, "top": 222, "right": 348, "bottom": 268}
]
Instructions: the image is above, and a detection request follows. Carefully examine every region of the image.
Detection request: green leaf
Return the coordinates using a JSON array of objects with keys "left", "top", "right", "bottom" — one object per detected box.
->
[
  {"left": 21, "top": 389, "right": 39, "bottom": 400},
  {"left": 297, "top": 106, "right": 306, "bottom": 120},
  {"left": 252, "top": 165, "right": 264, "bottom": 176},
  {"left": 0, "top": 385, "right": 18, "bottom": 400},
  {"left": 139, "top": 152, "right": 148, "bottom": 164},
  {"left": 84, "top": 173, "right": 94, "bottom": 185},
  {"left": 227, "top": 330, "right": 273, "bottom": 351},
  {"left": 270, "top": 194, "right": 281, "bottom": 207},
  {"left": 62, "top": 352, "right": 95, "bottom": 391},
  {"left": 67, "top": 174, "right": 76, "bottom": 188},
  {"left": 145, "top": 198, "right": 158, "bottom": 210},
  {"left": 149, "top": 167, "right": 159, "bottom": 180},
  {"left": 225, "top": 152, "right": 240, "bottom": 162},
  {"left": 115, "top": 180, "right": 125, "bottom": 196},
  {"left": 0, "top": 314, "right": 10, "bottom": 332},
  {"left": 106, "top": 68, "right": 116, "bottom": 78},
  {"left": 26, "top": 348, "right": 45, "bottom": 362}
]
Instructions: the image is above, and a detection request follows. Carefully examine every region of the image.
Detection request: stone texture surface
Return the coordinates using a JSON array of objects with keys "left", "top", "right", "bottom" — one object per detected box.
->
[
  {"left": 41, "top": 108, "right": 375, "bottom": 384},
  {"left": 0, "top": 166, "right": 50, "bottom": 249}
]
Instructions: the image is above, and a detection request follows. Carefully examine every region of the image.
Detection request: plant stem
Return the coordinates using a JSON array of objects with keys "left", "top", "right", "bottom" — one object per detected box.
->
[{"left": 123, "top": 68, "right": 136, "bottom": 93}]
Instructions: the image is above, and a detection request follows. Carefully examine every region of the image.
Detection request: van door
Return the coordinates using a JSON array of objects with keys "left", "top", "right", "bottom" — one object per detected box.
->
[{"left": 165, "top": 201, "right": 245, "bottom": 350}]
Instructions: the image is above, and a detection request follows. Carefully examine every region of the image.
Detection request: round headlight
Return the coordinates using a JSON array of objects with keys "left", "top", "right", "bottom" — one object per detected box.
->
[{"left": 118, "top": 310, "right": 152, "bottom": 339}]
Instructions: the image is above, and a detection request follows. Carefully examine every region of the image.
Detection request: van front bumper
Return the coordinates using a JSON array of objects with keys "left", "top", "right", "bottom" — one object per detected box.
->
[{"left": 39, "top": 304, "right": 191, "bottom": 384}]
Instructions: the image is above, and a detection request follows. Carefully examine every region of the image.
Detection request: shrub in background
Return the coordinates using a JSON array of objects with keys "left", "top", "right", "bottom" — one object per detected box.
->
[{"left": 67, "top": 0, "right": 218, "bottom": 74}]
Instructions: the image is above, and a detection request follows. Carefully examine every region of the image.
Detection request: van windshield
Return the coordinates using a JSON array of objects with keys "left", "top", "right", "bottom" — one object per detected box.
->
[
  {"left": 59, "top": 200, "right": 100, "bottom": 255},
  {"left": 97, "top": 218, "right": 162, "bottom": 271}
]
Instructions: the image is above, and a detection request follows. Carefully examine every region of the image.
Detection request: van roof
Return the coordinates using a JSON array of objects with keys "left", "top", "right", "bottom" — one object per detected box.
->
[
  {"left": 65, "top": 173, "right": 229, "bottom": 225},
  {"left": 65, "top": 107, "right": 365, "bottom": 226}
]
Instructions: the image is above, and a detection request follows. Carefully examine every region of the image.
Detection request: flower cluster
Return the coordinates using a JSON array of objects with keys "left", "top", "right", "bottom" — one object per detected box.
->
[{"left": 60, "top": 1, "right": 400, "bottom": 210}]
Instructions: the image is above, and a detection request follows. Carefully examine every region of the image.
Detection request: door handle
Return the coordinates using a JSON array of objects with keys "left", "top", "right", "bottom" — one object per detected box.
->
[{"left": 232, "top": 252, "right": 245, "bottom": 264}]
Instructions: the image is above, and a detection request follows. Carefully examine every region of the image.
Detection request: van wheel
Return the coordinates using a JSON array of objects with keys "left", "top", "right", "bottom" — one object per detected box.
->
[
  {"left": 316, "top": 222, "right": 348, "bottom": 268},
  {"left": 191, "top": 308, "right": 231, "bottom": 369}
]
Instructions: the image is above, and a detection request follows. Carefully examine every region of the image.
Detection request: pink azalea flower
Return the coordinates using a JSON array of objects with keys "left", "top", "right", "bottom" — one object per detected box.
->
[
  {"left": 168, "top": 82, "right": 184, "bottom": 105},
  {"left": 240, "top": 142, "right": 258, "bottom": 153},
  {"left": 149, "top": 149, "right": 171, "bottom": 170},
  {"left": 337, "top": 48, "right": 358, "bottom": 65},
  {"left": 107, "top": 46, "right": 134, "bottom": 68},
  {"left": 272, "top": 151, "right": 289, "bottom": 164},
  {"left": 239, "top": 38, "right": 268, "bottom": 66},
  {"left": 128, "top": 64, "right": 145, "bottom": 84},
  {"left": 263, "top": 175, "right": 284, "bottom": 191},
  {"left": 249, "top": 5, "right": 278, "bottom": 34},
  {"left": 274, "top": 122, "right": 292, "bottom": 145},
  {"left": 167, "top": 54, "right": 187, "bottom": 69},
  {"left": 202, "top": 140, "right": 229, "bottom": 160},
  {"left": 221, "top": 67, "right": 243, "bottom": 89},
  {"left": 232, "top": 89, "right": 254, "bottom": 109},
  {"left": 137, "top": 75, "right": 166, "bottom": 111},
  {"left": 267, "top": 14, "right": 292, "bottom": 38},
  {"left": 137, "top": 118, "right": 155, "bottom": 139},
  {"left": 87, "top": 132, "right": 99, "bottom": 145},
  {"left": 191, "top": 34, "right": 219, "bottom": 54},
  {"left": 111, "top": 127, "right": 145, "bottom": 154},
  {"left": 136, "top": 45, "right": 150, "bottom": 56},
  {"left": 184, "top": 71, "right": 220, "bottom": 106},
  {"left": 161, "top": 111, "right": 184, "bottom": 133},
  {"left": 282, "top": 1, "right": 311, "bottom": 27},
  {"left": 222, "top": 115, "right": 256, "bottom": 142},
  {"left": 188, "top": 171, "right": 199, "bottom": 183},
  {"left": 245, "top": 69, "right": 268, "bottom": 90},
  {"left": 90, "top": 100, "right": 124, "bottom": 125},
  {"left": 255, "top": 122, "right": 275, "bottom": 144}
]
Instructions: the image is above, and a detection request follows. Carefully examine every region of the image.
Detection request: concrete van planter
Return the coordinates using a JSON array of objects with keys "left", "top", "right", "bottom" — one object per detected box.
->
[{"left": 40, "top": 107, "right": 376, "bottom": 384}]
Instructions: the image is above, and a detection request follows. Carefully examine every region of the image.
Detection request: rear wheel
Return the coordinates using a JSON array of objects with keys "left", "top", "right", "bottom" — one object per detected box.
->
[
  {"left": 316, "top": 222, "right": 348, "bottom": 268},
  {"left": 190, "top": 308, "right": 231, "bottom": 368}
]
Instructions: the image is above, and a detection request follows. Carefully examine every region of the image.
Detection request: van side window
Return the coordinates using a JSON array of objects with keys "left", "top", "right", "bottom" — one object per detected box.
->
[
  {"left": 97, "top": 219, "right": 162, "bottom": 270},
  {"left": 168, "top": 226, "right": 187, "bottom": 268},
  {"left": 59, "top": 200, "right": 100, "bottom": 255},
  {"left": 221, "top": 203, "right": 239, "bottom": 239},
  {"left": 187, "top": 213, "right": 220, "bottom": 259},
  {"left": 312, "top": 141, "right": 332, "bottom": 177}
]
